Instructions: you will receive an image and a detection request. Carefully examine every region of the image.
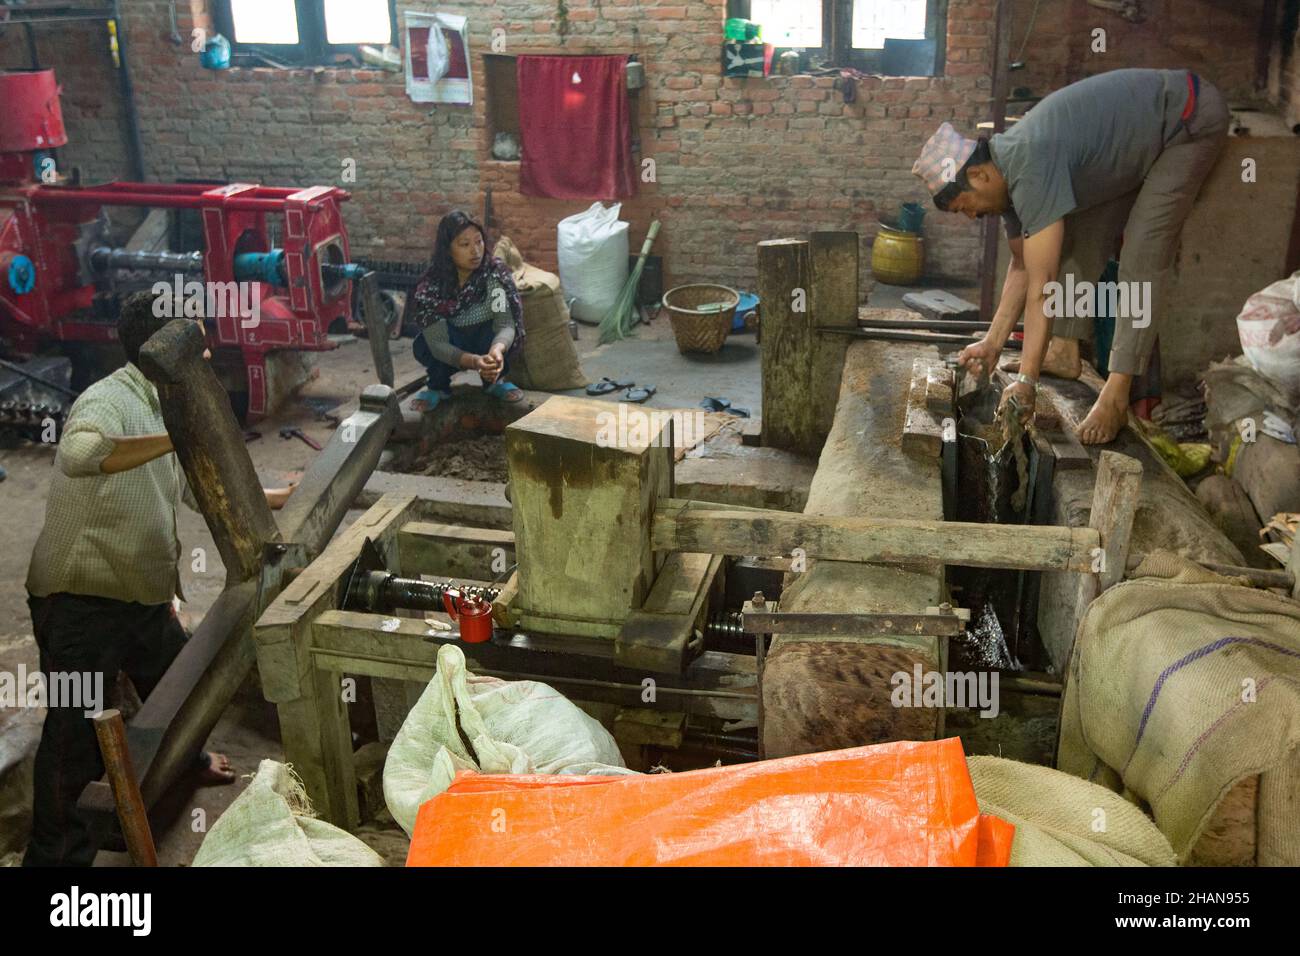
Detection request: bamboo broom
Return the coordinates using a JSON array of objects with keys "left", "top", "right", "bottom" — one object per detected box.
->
[{"left": 598, "top": 220, "right": 661, "bottom": 345}]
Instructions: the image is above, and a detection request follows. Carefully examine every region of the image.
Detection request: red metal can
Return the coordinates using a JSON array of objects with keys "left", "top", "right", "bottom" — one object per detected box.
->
[{"left": 0, "top": 69, "right": 69, "bottom": 153}]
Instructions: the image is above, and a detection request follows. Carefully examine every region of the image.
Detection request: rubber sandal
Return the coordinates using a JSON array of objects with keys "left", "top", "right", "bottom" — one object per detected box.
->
[
  {"left": 486, "top": 380, "right": 525, "bottom": 403},
  {"left": 410, "top": 389, "right": 448, "bottom": 411},
  {"left": 625, "top": 385, "right": 656, "bottom": 404},
  {"left": 586, "top": 376, "right": 633, "bottom": 396}
]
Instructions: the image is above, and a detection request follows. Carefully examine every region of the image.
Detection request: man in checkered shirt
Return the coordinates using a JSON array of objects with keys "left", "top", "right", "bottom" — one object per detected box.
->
[{"left": 23, "top": 290, "right": 292, "bottom": 867}]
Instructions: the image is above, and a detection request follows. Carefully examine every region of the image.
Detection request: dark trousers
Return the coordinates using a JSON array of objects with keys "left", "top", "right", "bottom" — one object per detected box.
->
[
  {"left": 412, "top": 322, "right": 510, "bottom": 392},
  {"left": 23, "top": 592, "right": 188, "bottom": 867}
]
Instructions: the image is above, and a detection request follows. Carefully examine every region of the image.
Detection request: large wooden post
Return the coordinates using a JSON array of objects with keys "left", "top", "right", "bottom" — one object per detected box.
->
[
  {"left": 759, "top": 239, "right": 815, "bottom": 454},
  {"left": 760, "top": 234, "right": 860, "bottom": 456},
  {"left": 809, "top": 232, "right": 860, "bottom": 438},
  {"left": 505, "top": 396, "right": 672, "bottom": 638}
]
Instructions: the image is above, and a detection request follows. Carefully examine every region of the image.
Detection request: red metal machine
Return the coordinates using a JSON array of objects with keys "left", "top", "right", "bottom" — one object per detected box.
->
[{"left": 1, "top": 69, "right": 359, "bottom": 420}]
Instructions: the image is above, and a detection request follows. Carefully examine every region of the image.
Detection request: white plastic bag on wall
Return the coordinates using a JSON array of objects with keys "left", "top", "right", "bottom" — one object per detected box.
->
[
  {"left": 383, "top": 643, "right": 631, "bottom": 836},
  {"left": 557, "top": 202, "right": 630, "bottom": 324},
  {"left": 1237, "top": 270, "right": 1300, "bottom": 404}
]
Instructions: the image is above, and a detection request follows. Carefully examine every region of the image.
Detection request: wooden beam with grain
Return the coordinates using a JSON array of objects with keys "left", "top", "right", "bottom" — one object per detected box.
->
[
  {"left": 652, "top": 498, "right": 1100, "bottom": 572},
  {"left": 758, "top": 238, "right": 816, "bottom": 454}
]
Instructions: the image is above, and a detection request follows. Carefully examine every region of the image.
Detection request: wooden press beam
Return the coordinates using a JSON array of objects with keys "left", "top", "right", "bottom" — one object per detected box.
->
[
  {"left": 1070, "top": 450, "right": 1144, "bottom": 640},
  {"left": 758, "top": 238, "right": 815, "bottom": 454},
  {"left": 652, "top": 498, "right": 1100, "bottom": 573},
  {"left": 809, "top": 232, "right": 860, "bottom": 439}
]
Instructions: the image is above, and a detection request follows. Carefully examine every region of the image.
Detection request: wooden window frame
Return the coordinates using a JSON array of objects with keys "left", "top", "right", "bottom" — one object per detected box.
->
[{"left": 730, "top": 0, "right": 946, "bottom": 76}]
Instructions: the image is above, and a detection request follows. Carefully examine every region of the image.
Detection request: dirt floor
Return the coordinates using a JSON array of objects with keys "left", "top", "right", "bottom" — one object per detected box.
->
[{"left": 408, "top": 433, "right": 509, "bottom": 483}]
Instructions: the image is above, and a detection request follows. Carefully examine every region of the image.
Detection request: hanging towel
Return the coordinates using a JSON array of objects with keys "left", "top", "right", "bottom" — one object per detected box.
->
[{"left": 517, "top": 55, "right": 636, "bottom": 200}]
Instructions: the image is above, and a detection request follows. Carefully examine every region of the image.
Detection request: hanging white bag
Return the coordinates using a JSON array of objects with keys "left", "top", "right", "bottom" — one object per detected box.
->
[{"left": 557, "top": 202, "right": 630, "bottom": 324}]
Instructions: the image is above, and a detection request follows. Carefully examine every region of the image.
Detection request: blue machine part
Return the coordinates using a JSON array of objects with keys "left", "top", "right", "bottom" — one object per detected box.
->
[
  {"left": 331, "top": 262, "right": 367, "bottom": 281},
  {"left": 200, "top": 34, "right": 231, "bottom": 70},
  {"left": 7, "top": 255, "right": 36, "bottom": 295},
  {"left": 233, "top": 250, "right": 286, "bottom": 286}
]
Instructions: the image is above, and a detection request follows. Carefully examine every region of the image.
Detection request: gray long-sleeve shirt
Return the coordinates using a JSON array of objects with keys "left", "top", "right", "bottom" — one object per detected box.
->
[{"left": 420, "top": 275, "right": 517, "bottom": 367}]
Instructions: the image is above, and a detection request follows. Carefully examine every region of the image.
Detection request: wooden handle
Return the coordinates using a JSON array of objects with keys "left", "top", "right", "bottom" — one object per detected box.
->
[{"left": 92, "top": 709, "right": 158, "bottom": 867}]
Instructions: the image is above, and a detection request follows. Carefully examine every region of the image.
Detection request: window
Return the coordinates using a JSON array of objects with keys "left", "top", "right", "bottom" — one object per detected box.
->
[
  {"left": 216, "top": 0, "right": 397, "bottom": 66},
  {"left": 750, "top": 0, "right": 825, "bottom": 49},
  {"left": 852, "top": 0, "right": 928, "bottom": 50},
  {"left": 728, "top": 0, "right": 944, "bottom": 75}
]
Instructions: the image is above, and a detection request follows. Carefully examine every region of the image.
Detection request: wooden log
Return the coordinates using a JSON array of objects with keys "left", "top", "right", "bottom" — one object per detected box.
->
[
  {"left": 760, "top": 341, "right": 950, "bottom": 757},
  {"left": 138, "top": 319, "right": 280, "bottom": 585},
  {"left": 809, "top": 232, "right": 860, "bottom": 440},
  {"left": 758, "top": 238, "right": 816, "bottom": 454},
  {"left": 652, "top": 499, "right": 1099, "bottom": 572}
]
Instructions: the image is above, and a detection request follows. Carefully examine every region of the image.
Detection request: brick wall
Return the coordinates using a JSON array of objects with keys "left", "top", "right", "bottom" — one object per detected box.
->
[
  {"left": 1009, "top": 0, "right": 1267, "bottom": 103},
  {"left": 3, "top": 0, "right": 1000, "bottom": 292},
  {"left": 0, "top": 0, "right": 1280, "bottom": 295}
]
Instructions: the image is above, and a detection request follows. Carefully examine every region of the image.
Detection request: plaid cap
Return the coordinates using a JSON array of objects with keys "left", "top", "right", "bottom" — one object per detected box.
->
[{"left": 912, "top": 122, "right": 978, "bottom": 196}]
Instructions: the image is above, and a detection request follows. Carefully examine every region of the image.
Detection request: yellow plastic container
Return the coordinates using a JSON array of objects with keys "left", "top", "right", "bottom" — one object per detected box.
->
[{"left": 872, "top": 225, "right": 924, "bottom": 285}]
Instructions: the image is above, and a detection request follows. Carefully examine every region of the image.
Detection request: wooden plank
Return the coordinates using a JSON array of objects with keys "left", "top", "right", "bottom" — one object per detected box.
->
[
  {"left": 397, "top": 521, "right": 515, "bottom": 581},
  {"left": 901, "top": 289, "right": 980, "bottom": 322},
  {"left": 309, "top": 611, "right": 757, "bottom": 722},
  {"left": 615, "top": 551, "right": 724, "bottom": 673},
  {"left": 758, "top": 238, "right": 816, "bottom": 454},
  {"left": 652, "top": 498, "right": 1100, "bottom": 572},
  {"left": 252, "top": 494, "right": 416, "bottom": 827},
  {"left": 902, "top": 357, "right": 946, "bottom": 458},
  {"left": 809, "top": 232, "right": 860, "bottom": 440},
  {"left": 1071, "top": 451, "right": 1143, "bottom": 635}
]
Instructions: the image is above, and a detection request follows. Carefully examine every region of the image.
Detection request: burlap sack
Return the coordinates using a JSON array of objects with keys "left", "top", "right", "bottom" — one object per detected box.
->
[
  {"left": 968, "top": 756, "right": 1175, "bottom": 866},
  {"left": 1057, "top": 551, "right": 1300, "bottom": 865},
  {"left": 495, "top": 237, "right": 587, "bottom": 391}
]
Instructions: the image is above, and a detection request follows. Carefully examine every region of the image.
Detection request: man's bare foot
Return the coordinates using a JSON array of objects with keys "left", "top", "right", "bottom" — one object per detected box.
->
[
  {"left": 1006, "top": 336, "right": 1082, "bottom": 379},
  {"left": 198, "top": 751, "right": 236, "bottom": 785},
  {"left": 1071, "top": 382, "right": 1133, "bottom": 444}
]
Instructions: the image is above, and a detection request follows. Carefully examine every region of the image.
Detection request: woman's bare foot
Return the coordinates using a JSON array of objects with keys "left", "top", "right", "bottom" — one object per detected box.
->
[
  {"left": 1006, "top": 336, "right": 1082, "bottom": 379},
  {"left": 1076, "top": 373, "right": 1133, "bottom": 445},
  {"left": 198, "top": 751, "right": 236, "bottom": 785}
]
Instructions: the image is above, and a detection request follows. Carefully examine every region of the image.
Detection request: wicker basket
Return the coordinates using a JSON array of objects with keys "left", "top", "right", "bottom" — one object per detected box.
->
[{"left": 662, "top": 284, "right": 740, "bottom": 354}]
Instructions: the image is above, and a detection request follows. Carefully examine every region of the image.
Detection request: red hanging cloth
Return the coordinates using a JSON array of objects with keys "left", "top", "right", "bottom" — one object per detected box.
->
[{"left": 516, "top": 55, "right": 637, "bottom": 200}]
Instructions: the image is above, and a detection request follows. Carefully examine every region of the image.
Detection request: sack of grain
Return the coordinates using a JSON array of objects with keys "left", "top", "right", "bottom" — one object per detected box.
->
[
  {"left": 192, "top": 760, "right": 384, "bottom": 867},
  {"left": 968, "top": 756, "right": 1175, "bottom": 866},
  {"left": 496, "top": 237, "right": 587, "bottom": 391},
  {"left": 383, "top": 643, "right": 630, "bottom": 836},
  {"left": 1058, "top": 551, "right": 1300, "bottom": 865}
]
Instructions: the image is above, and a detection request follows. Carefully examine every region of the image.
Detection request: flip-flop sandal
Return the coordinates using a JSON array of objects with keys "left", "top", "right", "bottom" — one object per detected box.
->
[
  {"left": 586, "top": 376, "right": 634, "bottom": 396},
  {"left": 625, "top": 385, "right": 656, "bottom": 404},
  {"left": 410, "top": 389, "right": 448, "bottom": 411},
  {"left": 486, "top": 380, "right": 525, "bottom": 403},
  {"left": 700, "top": 396, "right": 731, "bottom": 412}
]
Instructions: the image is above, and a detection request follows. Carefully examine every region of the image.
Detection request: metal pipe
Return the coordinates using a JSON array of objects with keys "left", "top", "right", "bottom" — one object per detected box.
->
[
  {"left": 91, "top": 709, "right": 158, "bottom": 867},
  {"left": 818, "top": 327, "right": 1024, "bottom": 349},
  {"left": 90, "top": 246, "right": 204, "bottom": 275},
  {"left": 110, "top": 0, "right": 147, "bottom": 183}
]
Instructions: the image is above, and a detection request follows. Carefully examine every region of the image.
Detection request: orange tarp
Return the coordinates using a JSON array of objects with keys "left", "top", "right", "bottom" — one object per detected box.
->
[{"left": 407, "top": 737, "right": 1013, "bottom": 867}]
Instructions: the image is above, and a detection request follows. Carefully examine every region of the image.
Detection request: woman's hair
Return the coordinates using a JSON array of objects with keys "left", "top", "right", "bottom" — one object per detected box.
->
[{"left": 427, "top": 210, "right": 488, "bottom": 291}]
